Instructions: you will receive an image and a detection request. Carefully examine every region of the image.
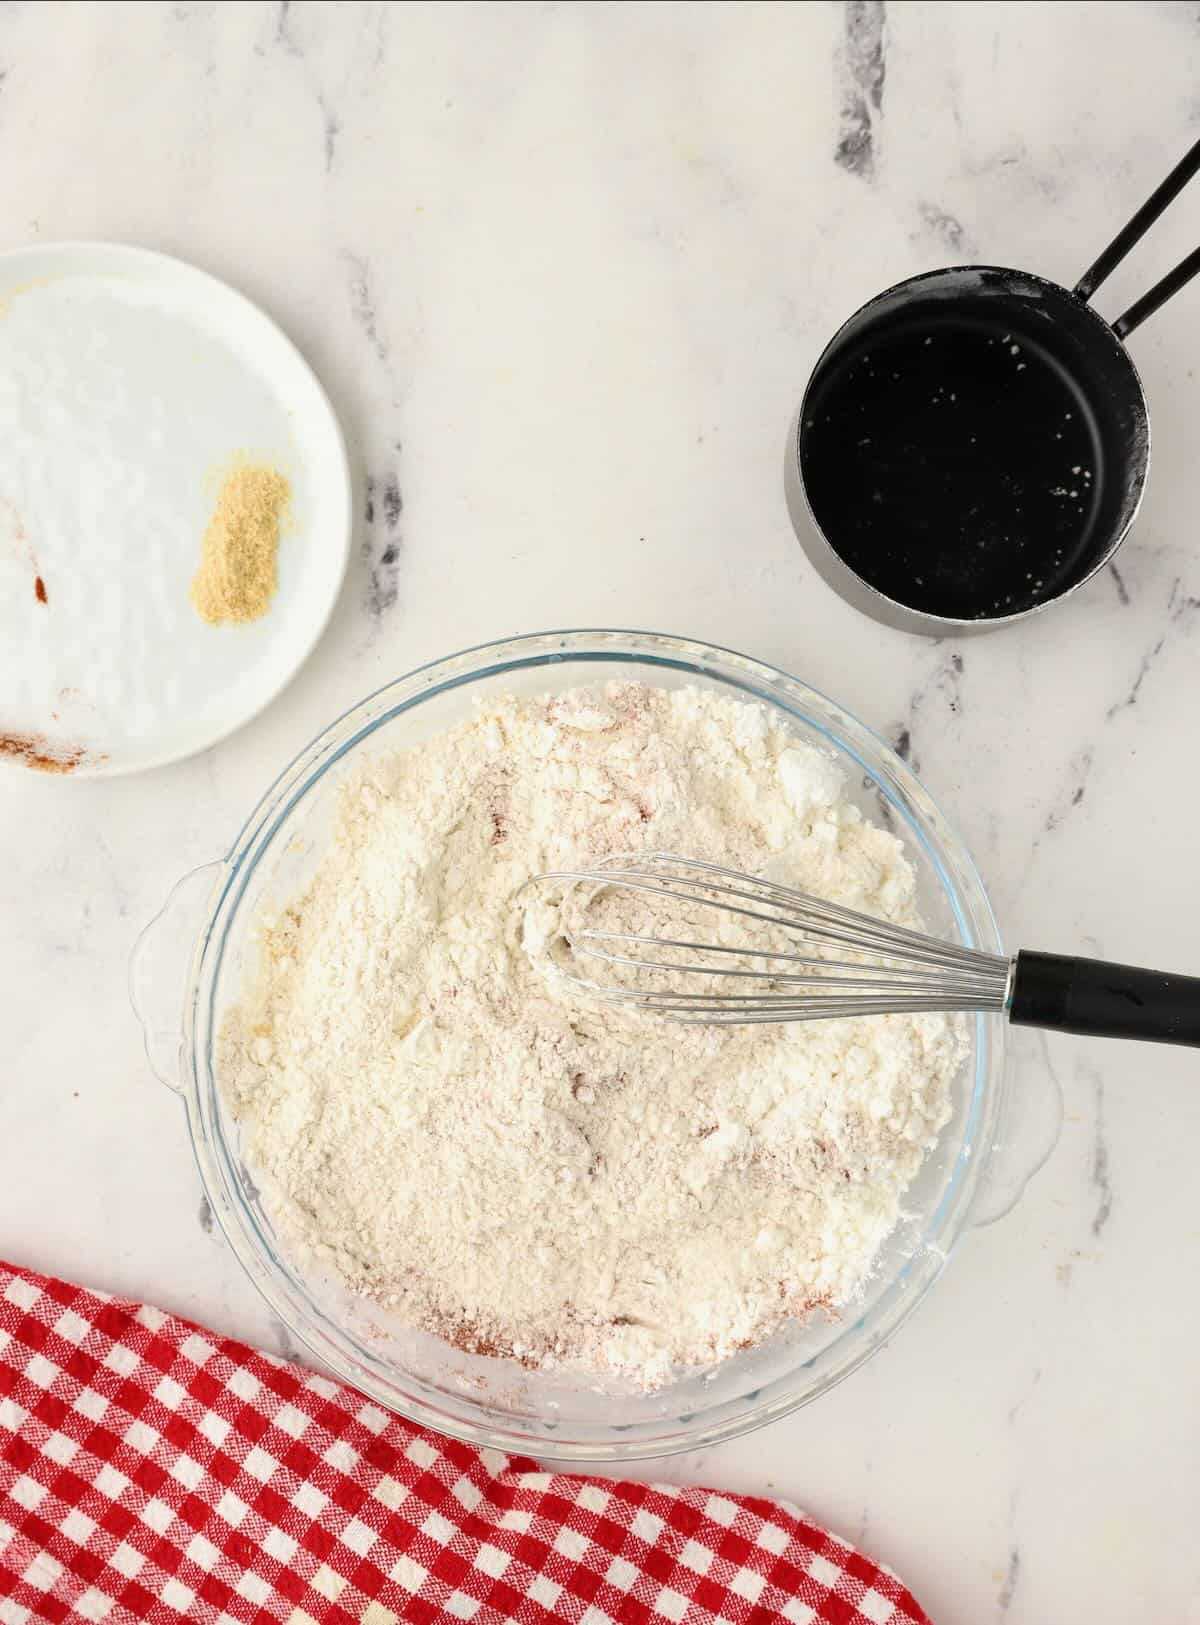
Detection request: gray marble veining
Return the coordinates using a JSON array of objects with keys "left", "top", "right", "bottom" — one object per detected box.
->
[{"left": 1, "top": 5, "right": 1199, "bottom": 1621}]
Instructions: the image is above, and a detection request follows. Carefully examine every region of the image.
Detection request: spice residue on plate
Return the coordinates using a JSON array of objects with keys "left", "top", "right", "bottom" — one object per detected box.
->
[
  {"left": 2, "top": 500, "right": 48, "bottom": 605},
  {"left": 190, "top": 462, "right": 291, "bottom": 626},
  {"left": 0, "top": 731, "right": 96, "bottom": 774}
]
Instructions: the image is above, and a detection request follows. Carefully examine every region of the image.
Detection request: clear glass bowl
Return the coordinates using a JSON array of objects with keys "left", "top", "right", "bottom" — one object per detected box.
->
[{"left": 131, "top": 630, "right": 1052, "bottom": 1461}]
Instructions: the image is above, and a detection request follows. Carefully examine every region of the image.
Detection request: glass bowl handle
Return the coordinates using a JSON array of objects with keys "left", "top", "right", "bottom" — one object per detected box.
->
[
  {"left": 971, "top": 1028, "right": 1064, "bottom": 1227},
  {"left": 129, "top": 862, "right": 224, "bottom": 1095}
]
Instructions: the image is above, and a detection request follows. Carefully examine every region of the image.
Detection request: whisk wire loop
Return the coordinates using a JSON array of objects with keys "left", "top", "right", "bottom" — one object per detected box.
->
[{"left": 526, "top": 853, "right": 1011, "bottom": 1024}]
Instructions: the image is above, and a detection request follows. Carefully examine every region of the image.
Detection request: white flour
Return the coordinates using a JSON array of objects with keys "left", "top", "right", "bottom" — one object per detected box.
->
[{"left": 222, "top": 683, "right": 963, "bottom": 1388}]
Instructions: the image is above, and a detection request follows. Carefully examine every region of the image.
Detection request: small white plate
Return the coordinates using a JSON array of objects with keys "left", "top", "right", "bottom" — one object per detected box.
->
[{"left": 0, "top": 242, "right": 351, "bottom": 777}]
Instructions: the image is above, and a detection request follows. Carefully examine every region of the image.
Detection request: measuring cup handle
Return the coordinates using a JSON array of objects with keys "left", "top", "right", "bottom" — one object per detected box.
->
[
  {"left": 129, "top": 862, "right": 223, "bottom": 1094},
  {"left": 1111, "top": 245, "right": 1200, "bottom": 339},
  {"left": 1073, "top": 135, "right": 1200, "bottom": 334}
]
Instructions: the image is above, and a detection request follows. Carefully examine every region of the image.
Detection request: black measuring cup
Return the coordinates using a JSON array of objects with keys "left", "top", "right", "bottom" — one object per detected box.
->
[{"left": 786, "top": 138, "right": 1200, "bottom": 634}]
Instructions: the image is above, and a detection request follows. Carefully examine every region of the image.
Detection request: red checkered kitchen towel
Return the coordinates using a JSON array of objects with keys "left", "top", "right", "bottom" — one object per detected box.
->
[{"left": 0, "top": 1261, "right": 929, "bottom": 1625}]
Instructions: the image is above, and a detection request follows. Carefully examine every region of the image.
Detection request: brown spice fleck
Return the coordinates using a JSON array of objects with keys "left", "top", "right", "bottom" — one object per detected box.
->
[
  {"left": 435, "top": 1317, "right": 539, "bottom": 1369},
  {"left": 0, "top": 732, "right": 94, "bottom": 774},
  {"left": 34, "top": 575, "right": 47, "bottom": 604},
  {"left": 191, "top": 463, "right": 291, "bottom": 626},
  {"left": 490, "top": 810, "right": 508, "bottom": 845}
]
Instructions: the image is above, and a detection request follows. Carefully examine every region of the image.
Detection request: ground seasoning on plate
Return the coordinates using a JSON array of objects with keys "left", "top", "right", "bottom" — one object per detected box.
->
[
  {"left": 0, "top": 732, "right": 93, "bottom": 773},
  {"left": 190, "top": 463, "right": 291, "bottom": 626}
]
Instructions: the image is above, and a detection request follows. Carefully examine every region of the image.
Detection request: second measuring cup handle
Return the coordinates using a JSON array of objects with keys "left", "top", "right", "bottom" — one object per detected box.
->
[
  {"left": 129, "top": 862, "right": 225, "bottom": 1094},
  {"left": 1010, "top": 950, "right": 1200, "bottom": 1047}
]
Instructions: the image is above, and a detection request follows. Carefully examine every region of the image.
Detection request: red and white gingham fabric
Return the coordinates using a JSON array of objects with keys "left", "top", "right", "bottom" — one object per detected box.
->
[{"left": 0, "top": 1261, "right": 929, "bottom": 1625}]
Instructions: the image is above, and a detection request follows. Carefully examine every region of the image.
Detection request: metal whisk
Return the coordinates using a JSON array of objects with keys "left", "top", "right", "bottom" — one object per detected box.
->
[{"left": 526, "top": 854, "right": 1200, "bottom": 1047}]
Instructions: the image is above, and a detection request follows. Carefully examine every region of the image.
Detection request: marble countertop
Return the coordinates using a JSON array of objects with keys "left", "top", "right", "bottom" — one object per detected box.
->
[{"left": 3, "top": 3, "right": 1200, "bottom": 1619}]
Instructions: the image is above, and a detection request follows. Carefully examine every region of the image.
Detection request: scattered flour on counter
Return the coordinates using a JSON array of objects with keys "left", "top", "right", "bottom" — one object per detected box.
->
[{"left": 221, "top": 682, "right": 965, "bottom": 1389}]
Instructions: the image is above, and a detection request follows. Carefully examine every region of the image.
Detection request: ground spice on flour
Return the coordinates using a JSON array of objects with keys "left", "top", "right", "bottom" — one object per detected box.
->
[{"left": 190, "top": 463, "right": 290, "bottom": 626}]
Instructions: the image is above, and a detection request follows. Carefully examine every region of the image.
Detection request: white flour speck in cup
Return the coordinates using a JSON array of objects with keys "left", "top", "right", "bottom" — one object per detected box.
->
[{"left": 221, "top": 682, "right": 967, "bottom": 1391}]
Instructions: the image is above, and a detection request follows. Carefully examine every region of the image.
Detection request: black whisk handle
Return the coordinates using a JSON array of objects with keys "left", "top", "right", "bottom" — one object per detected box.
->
[{"left": 1009, "top": 950, "right": 1200, "bottom": 1047}]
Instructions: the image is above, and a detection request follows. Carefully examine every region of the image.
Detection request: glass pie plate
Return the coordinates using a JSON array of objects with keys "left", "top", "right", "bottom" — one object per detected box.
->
[{"left": 130, "top": 630, "right": 1058, "bottom": 1462}]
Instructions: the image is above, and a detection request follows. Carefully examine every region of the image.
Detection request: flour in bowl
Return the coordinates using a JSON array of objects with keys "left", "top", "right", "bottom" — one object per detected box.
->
[{"left": 221, "top": 683, "right": 964, "bottom": 1389}]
